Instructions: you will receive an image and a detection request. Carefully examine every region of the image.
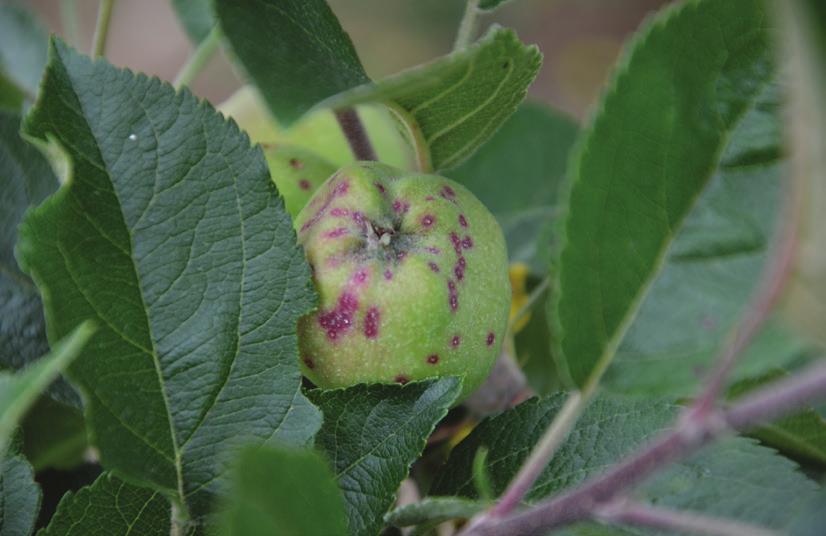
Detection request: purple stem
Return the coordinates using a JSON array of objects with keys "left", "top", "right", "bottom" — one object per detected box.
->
[
  {"left": 463, "top": 361, "right": 826, "bottom": 536},
  {"left": 596, "top": 499, "right": 779, "bottom": 536},
  {"left": 334, "top": 108, "right": 377, "bottom": 161}
]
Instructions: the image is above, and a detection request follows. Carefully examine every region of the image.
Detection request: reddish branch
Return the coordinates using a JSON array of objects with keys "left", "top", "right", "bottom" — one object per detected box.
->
[
  {"left": 334, "top": 108, "right": 377, "bottom": 161},
  {"left": 463, "top": 361, "right": 826, "bottom": 536}
]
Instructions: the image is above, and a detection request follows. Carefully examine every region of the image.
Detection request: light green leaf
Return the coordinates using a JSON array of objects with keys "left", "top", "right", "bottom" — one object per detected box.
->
[
  {"left": 0, "top": 3, "right": 48, "bottom": 109},
  {"left": 789, "top": 488, "right": 826, "bottom": 536},
  {"left": 433, "top": 394, "right": 819, "bottom": 531},
  {"left": 17, "top": 39, "right": 321, "bottom": 523},
  {"left": 0, "top": 452, "right": 40, "bottom": 536},
  {"left": 448, "top": 101, "right": 577, "bottom": 273},
  {"left": 323, "top": 27, "right": 541, "bottom": 172},
  {"left": 171, "top": 0, "right": 215, "bottom": 44},
  {"left": 385, "top": 497, "right": 484, "bottom": 528},
  {"left": 730, "top": 368, "right": 826, "bottom": 466},
  {"left": 0, "top": 322, "right": 93, "bottom": 459},
  {"left": 0, "top": 111, "right": 79, "bottom": 407},
  {"left": 215, "top": 0, "right": 369, "bottom": 126},
  {"left": 553, "top": 0, "right": 777, "bottom": 387},
  {"left": 218, "top": 445, "right": 348, "bottom": 536},
  {"left": 308, "top": 378, "right": 462, "bottom": 536},
  {"left": 39, "top": 472, "right": 170, "bottom": 536}
]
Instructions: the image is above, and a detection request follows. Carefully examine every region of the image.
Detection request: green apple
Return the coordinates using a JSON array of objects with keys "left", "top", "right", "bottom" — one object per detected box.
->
[
  {"left": 262, "top": 144, "right": 338, "bottom": 219},
  {"left": 219, "top": 86, "right": 413, "bottom": 169},
  {"left": 294, "top": 162, "right": 511, "bottom": 400}
]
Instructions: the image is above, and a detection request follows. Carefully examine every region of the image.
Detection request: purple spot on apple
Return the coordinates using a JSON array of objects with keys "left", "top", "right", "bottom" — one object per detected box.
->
[
  {"left": 428, "top": 262, "right": 440, "bottom": 273},
  {"left": 427, "top": 354, "right": 439, "bottom": 364},
  {"left": 318, "top": 292, "right": 358, "bottom": 340},
  {"left": 462, "top": 236, "right": 473, "bottom": 249},
  {"left": 289, "top": 158, "right": 303, "bottom": 170},
  {"left": 421, "top": 214, "right": 435, "bottom": 227},
  {"left": 395, "top": 375, "right": 409, "bottom": 385},
  {"left": 451, "top": 335, "right": 461, "bottom": 348},
  {"left": 324, "top": 227, "right": 348, "bottom": 239},
  {"left": 364, "top": 307, "right": 380, "bottom": 339},
  {"left": 486, "top": 332, "right": 495, "bottom": 346},
  {"left": 459, "top": 214, "right": 468, "bottom": 227}
]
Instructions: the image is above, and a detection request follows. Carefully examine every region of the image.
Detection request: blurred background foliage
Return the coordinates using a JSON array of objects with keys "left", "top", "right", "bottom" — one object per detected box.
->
[{"left": 27, "top": 0, "right": 671, "bottom": 120}]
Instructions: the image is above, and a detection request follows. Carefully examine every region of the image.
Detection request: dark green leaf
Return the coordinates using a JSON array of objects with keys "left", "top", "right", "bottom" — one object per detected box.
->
[
  {"left": 384, "top": 496, "right": 483, "bottom": 528},
  {"left": 308, "top": 378, "right": 462, "bottom": 536},
  {"left": 433, "top": 394, "right": 819, "bottom": 531},
  {"left": 39, "top": 472, "right": 169, "bottom": 536},
  {"left": 0, "top": 453, "right": 40, "bottom": 536},
  {"left": 0, "top": 323, "right": 92, "bottom": 458},
  {"left": 215, "top": 0, "right": 369, "bottom": 126},
  {"left": 730, "top": 369, "right": 826, "bottom": 466},
  {"left": 0, "top": 110, "right": 79, "bottom": 407},
  {"left": 218, "top": 445, "right": 348, "bottom": 536},
  {"left": 324, "top": 27, "right": 541, "bottom": 172},
  {"left": 172, "top": 0, "right": 215, "bottom": 44},
  {"left": 448, "top": 101, "right": 577, "bottom": 273},
  {"left": 22, "top": 397, "right": 87, "bottom": 471},
  {"left": 478, "top": 0, "right": 514, "bottom": 11},
  {"left": 553, "top": 0, "right": 777, "bottom": 387},
  {"left": 0, "top": 3, "right": 48, "bottom": 109},
  {"left": 17, "top": 39, "right": 321, "bottom": 522}
]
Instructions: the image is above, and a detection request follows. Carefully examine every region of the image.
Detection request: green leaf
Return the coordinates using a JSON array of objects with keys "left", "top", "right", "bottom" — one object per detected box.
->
[
  {"left": 22, "top": 397, "right": 87, "bottom": 471},
  {"left": 789, "top": 488, "right": 826, "bottom": 536},
  {"left": 553, "top": 0, "right": 777, "bottom": 387},
  {"left": 0, "top": 322, "right": 93, "bottom": 459},
  {"left": 478, "top": 0, "right": 514, "bottom": 12},
  {"left": 17, "top": 39, "right": 321, "bottom": 522},
  {"left": 0, "top": 110, "right": 80, "bottom": 407},
  {"left": 215, "top": 0, "right": 369, "bottom": 126},
  {"left": 448, "top": 101, "right": 578, "bottom": 273},
  {"left": 730, "top": 369, "right": 826, "bottom": 466},
  {"left": 171, "top": 0, "right": 215, "bottom": 44},
  {"left": 323, "top": 27, "right": 542, "bottom": 172},
  {"left": 0, "top": 453, "right": 40, "bottom": 536},
  {"left": 39, "top": 472, "right": 170, "bottom": 536},
  {"left": 384, "top": 496, "right": 484, "bottom": 528},
  {"left": 0, "top": 3, "right": 48, "bottom": 109},
  {"left": 218, "top": 445, "right": 348, "bottom": 536},
  {"left": 308, "top": 378, "right": 462, "bottom": 536},
  {"left": 433, "top": 394, "right": 819, "bottom": 531}
]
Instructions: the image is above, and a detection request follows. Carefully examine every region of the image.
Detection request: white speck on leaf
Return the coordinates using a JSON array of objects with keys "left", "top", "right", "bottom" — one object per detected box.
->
[{"left": 128, "top": 134, "right": 137, "bottom": 141}]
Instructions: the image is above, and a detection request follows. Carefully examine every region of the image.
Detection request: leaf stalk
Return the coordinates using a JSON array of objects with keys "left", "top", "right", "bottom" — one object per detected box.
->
[{"left": 91, "top": 0, "right": 116, "bottom": 58}]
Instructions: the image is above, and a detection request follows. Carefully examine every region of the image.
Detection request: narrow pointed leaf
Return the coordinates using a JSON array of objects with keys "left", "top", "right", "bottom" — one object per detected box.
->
[
  {"left": 17, "top": 39, "right": 321, "bottom": 521},
  {"left": 384, "top": 497, "right": 484, "bottom": 528},
  {"left": 218, "top": 446, "right": 348, "bottom": 536},
  {"left": 323, "top": 27, "right": 541, "bottom": 171},
  {"left": 308, "top": 378, "right": 462, "bottom": 536},
  {"left": 215, "top": 0, "right": 369, "bottom": 126},
  {"left": 0, "top": 322, "right": 93, "bottom": 458},
  {"left": 39, "top": 472, "right": 170, "bottom": 536},
  {"left": 433, "top": 394, "right": 819, "bottom": 531},
  {"left": 553, "top": 0, "right": 777, "bottom": 387}
]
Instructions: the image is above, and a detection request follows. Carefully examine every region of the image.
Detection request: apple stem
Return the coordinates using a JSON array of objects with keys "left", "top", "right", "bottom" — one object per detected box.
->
[{"left": 335, "top": 108, "right": 378, "bottom": 161}]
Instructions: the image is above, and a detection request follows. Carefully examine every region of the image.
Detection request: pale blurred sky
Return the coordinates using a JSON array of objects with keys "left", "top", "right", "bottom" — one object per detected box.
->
[{"left": 26, "top": 0, "right": 669, "bottom": 119}]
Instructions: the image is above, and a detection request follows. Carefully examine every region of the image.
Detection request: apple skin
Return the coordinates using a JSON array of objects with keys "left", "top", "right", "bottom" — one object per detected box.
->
[
  {"left": 220, "top": 86, "right": 413, "bottom": 169},
  {"left": 294, "top": 162, "right": 511, "bottom": 400},
  {"left": 262, "top": 144, "right": 338, "bottom": 219}
]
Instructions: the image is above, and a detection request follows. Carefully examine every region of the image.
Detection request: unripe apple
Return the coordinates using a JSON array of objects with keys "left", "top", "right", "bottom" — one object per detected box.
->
[
  {"left": 295, "top": 162, "right": 511, "bottom": 400},
  {"left": 219, "top": 86, "right": 413, "bottom": 169},
  {"left": 262, "top": 144, "right": 338, "bottom": 219}
]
